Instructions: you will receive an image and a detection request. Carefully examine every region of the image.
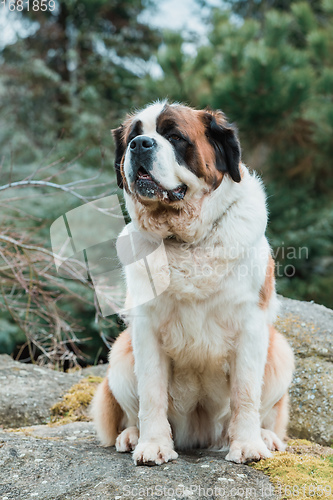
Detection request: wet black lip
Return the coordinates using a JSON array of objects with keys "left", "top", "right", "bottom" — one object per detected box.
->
[{"left": 135, "top": 167, "right": 187, "bottom": 202}]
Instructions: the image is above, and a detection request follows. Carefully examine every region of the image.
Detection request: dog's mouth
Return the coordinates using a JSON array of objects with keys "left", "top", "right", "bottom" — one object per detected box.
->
[{"left": 135, "top": 167, "right": 187, "bottom": 202}]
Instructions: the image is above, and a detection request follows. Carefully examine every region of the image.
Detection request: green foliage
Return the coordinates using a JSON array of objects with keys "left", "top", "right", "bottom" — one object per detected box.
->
[
  {"left": 222, "top": 0, "right": 323, "bottom": 19},
  {"left": 0, "top": 318, "right": 26, "bottom": 355}
]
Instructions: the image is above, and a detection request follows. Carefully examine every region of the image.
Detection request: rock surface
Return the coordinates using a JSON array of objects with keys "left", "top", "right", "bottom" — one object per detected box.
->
[
  {"left": 0, "top": 355, "right": 107, "bottom": 429},
  {"left": 0, "top": 295, "right": 332, "bottom": 498},
  {"left": 276, "top": 296, "right": 333, "bottom": 445},
  {"left": 0, "top": 422, "right": 276, "bottom": 500}
]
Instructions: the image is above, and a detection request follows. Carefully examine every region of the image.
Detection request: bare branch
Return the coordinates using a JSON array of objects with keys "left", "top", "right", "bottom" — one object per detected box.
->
[
  {"left": 0, "top": 154, "right": 119, "bottom": 369},
  {"left": 0, "top": 179, "right": 91, "bottom": 202}
]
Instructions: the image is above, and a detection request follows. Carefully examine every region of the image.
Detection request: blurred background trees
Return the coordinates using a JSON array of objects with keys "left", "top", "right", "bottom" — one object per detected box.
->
[
  {"left": 0, "top": 0, "right": 160, "bottom": 165},
  {"left": 1, "top": 0, "right": 332, "bottom": 366}
]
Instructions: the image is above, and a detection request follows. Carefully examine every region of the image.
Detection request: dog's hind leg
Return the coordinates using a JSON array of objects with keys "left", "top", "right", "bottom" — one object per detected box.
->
[
  {"left": 90, "top": 328, "right": 139, "bottom": 450},
  {"left": 260, "top": 326, "right": 294, "bottom": 451},
  {"left": 90, "top": 376, "right": 123, "bottom": 447}
]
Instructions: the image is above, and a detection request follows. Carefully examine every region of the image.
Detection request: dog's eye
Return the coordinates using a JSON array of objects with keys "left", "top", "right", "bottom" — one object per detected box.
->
[{"left": 169, "top": 134, "right": 181, "bottom": 142}]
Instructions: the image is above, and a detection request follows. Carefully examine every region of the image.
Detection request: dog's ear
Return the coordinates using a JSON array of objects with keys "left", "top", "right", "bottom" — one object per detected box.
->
[
  {"left": 111, "top": 125, "right": 125, "bottom": 189},
  {"left": 204, "top": 111, "right": 241, "bottom": 183}
]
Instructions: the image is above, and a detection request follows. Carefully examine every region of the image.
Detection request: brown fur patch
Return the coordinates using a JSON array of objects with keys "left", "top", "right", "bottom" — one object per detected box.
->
[
  {"left": 259, "top": 254, "right": 275, "bottom": 309},
  {"left": 122, "top": 113, "right": 140, "bottom": 145},
  {"left": 262, "top": 326, "right": 294, "bottom": 439},
  {"left": 266, "top": 324, "right": 277, "bottom": 366},
  {"left": 273, "top": 393, "right": 289, "bottom": 440},
  {"left": 90, "top": 329, "right": 134, "bottom": 446},
  {"left": 111, "top": 328, "right": 134, "bottom": 362},
  {"left": 156, "top": 105, "right": 224, "bottom": 188},
  {"left": 90, "top": 376, "right": 123, "bottom": 447}
]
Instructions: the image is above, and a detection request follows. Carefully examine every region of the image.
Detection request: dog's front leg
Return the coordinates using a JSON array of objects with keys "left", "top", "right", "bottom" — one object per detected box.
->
[
  {"left": 226, "top": 316, "right": 271, "bottom": 464},
  {"left": 131, "top": 316, "right": 178, "bottom": 466}
]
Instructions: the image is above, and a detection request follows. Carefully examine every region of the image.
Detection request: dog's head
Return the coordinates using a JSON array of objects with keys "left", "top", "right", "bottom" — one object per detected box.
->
[{"left": 112, "top": 102, "right": 241, "bottom": 240}]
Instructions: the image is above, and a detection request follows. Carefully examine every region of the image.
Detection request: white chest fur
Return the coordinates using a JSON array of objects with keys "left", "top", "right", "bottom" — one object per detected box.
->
[{"left": 124, "top": 168, "right": 274, "bottom": 366}]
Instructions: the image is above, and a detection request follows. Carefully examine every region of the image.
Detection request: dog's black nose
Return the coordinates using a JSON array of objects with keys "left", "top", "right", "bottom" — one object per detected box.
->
[{"left": 130, "top": 136, "right": 156, "bottom": 154}]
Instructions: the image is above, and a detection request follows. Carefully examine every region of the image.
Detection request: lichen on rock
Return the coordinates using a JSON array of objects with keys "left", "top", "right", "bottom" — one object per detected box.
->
[
  {"left": 50, "top": 375, "right": 103, "bottom": 425},
  {"left": 250, "top": 439, "right": 333, "bottom": 500}
]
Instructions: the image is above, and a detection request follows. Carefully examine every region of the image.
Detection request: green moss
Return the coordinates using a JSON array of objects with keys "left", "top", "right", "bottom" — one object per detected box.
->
[
  {"left": 250, "top": 440, "right": 333, "bottom": 499},
  {"left": 50, "top": 376, "right": 103, "bottom": 425}
]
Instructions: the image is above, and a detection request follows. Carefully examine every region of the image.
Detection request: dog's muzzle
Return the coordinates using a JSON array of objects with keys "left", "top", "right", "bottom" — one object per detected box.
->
[
  {"left": 128, "top": 135, "right": 156, "bottom": 182},
  {"left": 128, "top": 135, "right": 187, "bottom": 202}
]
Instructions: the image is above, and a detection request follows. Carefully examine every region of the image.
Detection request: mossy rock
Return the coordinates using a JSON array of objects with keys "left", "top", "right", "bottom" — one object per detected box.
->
[
  {"left": 250, "top": 439, "right": 333, "bottom": 500},
  {"left": 50, "top": 375, "right": 103, "bottom": 425}
]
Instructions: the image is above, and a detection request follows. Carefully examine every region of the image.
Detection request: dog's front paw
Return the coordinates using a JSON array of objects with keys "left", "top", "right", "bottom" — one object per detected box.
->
[
  {"left": 225, "top": 439, "right": 272, "bottom": 464},
  {"left": 116, "top": 426, "right": 139, "bottom": 453},
  {"left": 261, "top": 429, "right": 286, "bottom": 452},
  {"left": 133, "top": 441, "right": 178, "bottom": 466}
]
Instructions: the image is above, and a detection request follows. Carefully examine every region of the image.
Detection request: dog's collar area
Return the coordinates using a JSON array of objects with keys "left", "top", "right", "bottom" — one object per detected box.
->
[
  {"left": 164, "top": 211, "right": 226, "bottom": 245},
  {"left": 165, "top": 234, "right": 185, "bottom": 243}
]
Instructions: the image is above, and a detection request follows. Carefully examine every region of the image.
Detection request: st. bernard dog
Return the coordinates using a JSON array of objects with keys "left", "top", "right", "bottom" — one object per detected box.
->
[{"left": 91, "top": 101, "right": 294, "bottom": 466}]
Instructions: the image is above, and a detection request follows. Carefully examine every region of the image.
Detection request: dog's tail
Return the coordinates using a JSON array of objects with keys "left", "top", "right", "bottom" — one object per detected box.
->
[{"left": 90, "top": 376, "right": 123, "bottom": 447}]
